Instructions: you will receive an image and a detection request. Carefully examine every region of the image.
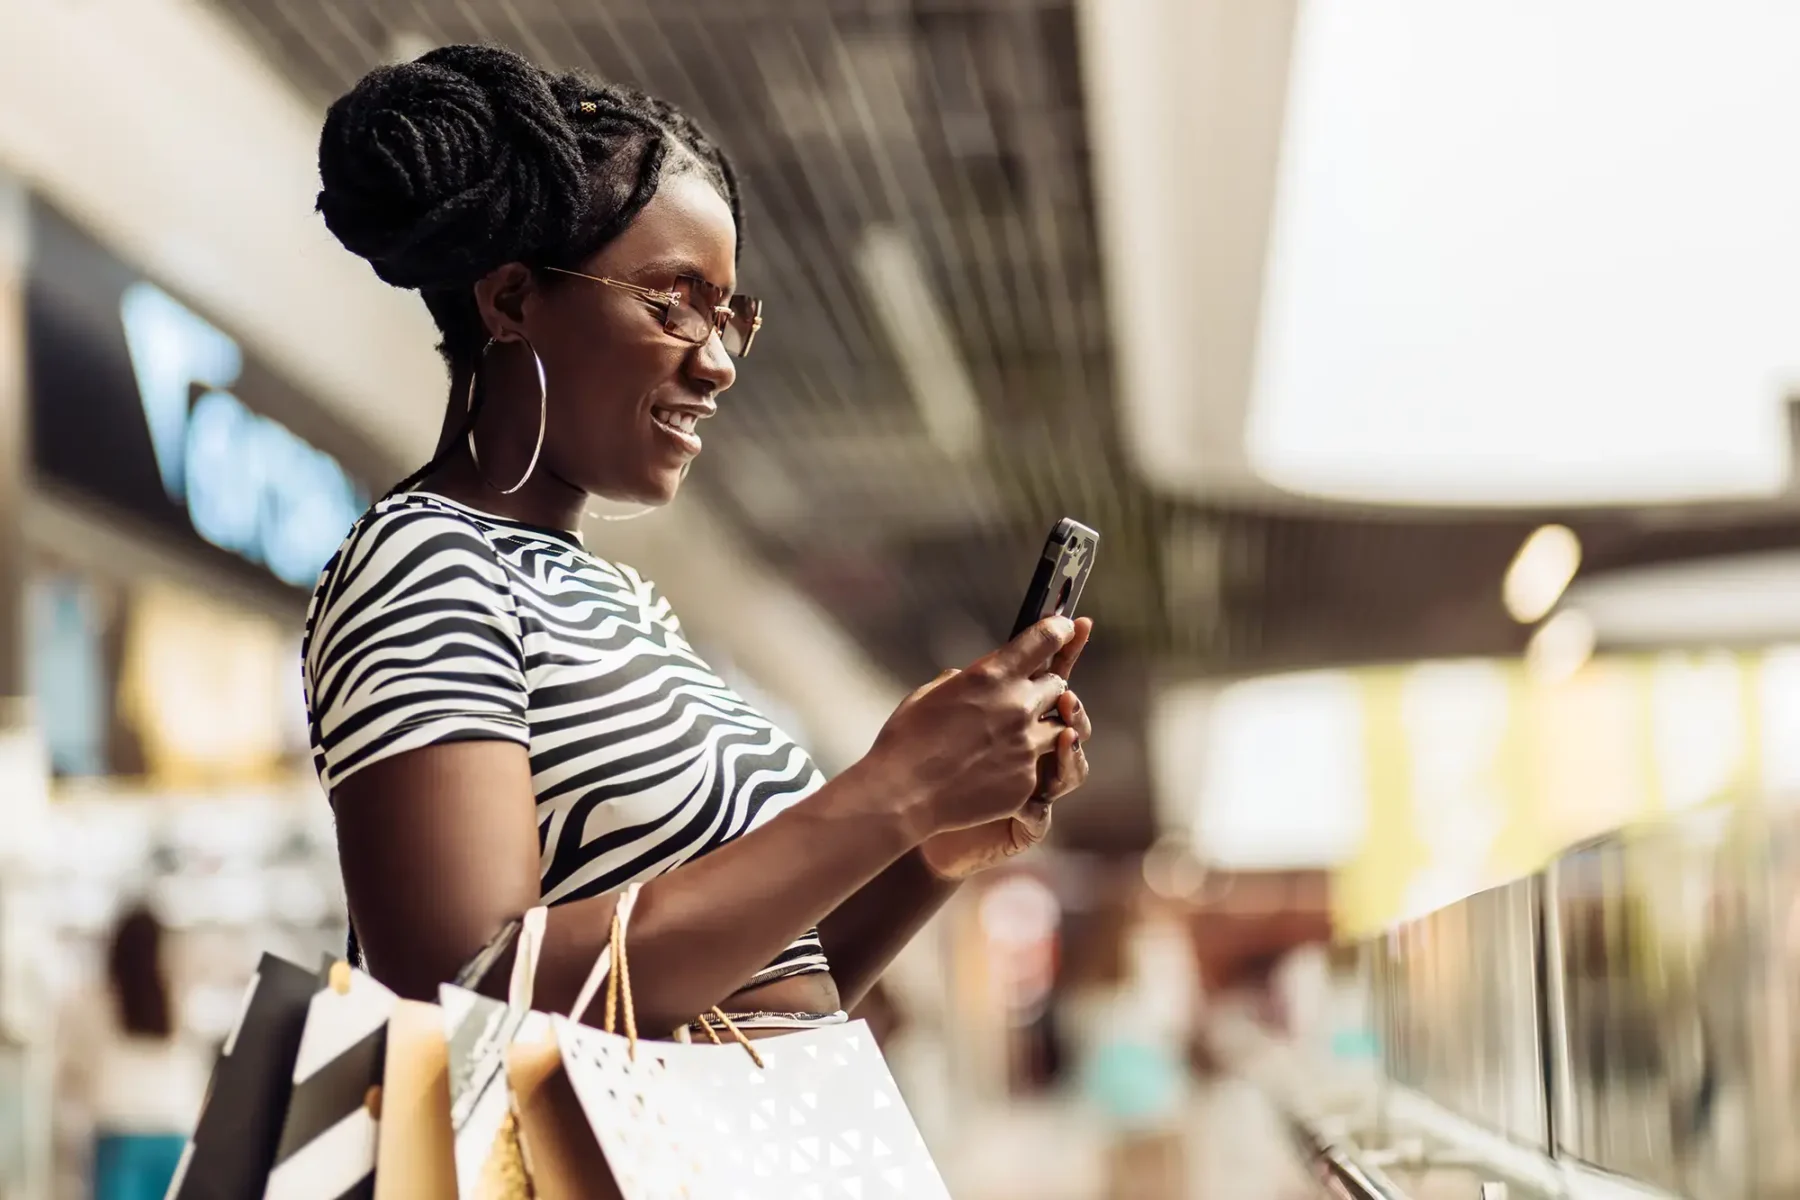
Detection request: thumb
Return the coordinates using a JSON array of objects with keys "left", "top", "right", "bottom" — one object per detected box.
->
[{"left": 993, "top": 616, "right": 1076, "bottom": 678}]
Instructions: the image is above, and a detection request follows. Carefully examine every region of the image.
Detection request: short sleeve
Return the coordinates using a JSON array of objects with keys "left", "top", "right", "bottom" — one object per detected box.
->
[{"left": 303, "top": 503, "right": 529, "bottom": 791}]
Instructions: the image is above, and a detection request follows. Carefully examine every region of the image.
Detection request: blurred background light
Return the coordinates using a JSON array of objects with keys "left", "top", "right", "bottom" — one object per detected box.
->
[
  {"left": 1183, "top": 671, "right": 1369, "bottom": 870},
  {"left": 1503, "top": 525, "right": 1582, "bottom": 625},
  {"left": 1567, "top": 552, "right": 1800, "bottom": 647},
  {"left": 1648, "top": 650, "right": 1745, "bottom": 812},
  {"left": 1140, "top": 833, "right": 1210, "bottom": 902},
  {"left": 1526, "top": 609, "right": 1597, "bottom": 686},
  {"left": 1247, "top": 1, "right": 1800, "bottom": 506}
]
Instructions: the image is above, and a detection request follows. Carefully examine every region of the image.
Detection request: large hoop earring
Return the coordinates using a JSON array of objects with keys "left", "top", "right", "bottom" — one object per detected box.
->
[{"left": 466, "top": 336, "right": 548, "bottom": 496}]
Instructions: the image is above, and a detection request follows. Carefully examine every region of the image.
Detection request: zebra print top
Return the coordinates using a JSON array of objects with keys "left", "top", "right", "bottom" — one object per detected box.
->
[{"left": 302, "top": 491, "right": 831, "bottom": 989}]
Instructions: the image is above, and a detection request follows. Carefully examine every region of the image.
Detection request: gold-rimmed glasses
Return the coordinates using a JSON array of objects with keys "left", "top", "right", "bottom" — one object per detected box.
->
[{"left": 543, "top": 266, "right": 763, "bottom": 357}]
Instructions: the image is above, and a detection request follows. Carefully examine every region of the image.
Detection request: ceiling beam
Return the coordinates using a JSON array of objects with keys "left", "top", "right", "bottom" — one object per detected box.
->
[{"left": 1077, "top": 0, "right": 1298, "bottom": 504}]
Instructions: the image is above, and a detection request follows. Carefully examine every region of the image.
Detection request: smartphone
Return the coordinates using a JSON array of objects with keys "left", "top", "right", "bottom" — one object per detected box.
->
[{"left": 1010, "top": 518, "right": 1100, "bottom": 639}]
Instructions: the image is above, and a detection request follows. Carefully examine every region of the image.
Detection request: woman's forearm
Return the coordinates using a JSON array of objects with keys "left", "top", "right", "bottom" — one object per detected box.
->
[
  {"left": 818, "top": 850, "right": 960, "bottom": 1011},
  {"left": 519, "top": 756, "right": 930, "bottom": 1033}
]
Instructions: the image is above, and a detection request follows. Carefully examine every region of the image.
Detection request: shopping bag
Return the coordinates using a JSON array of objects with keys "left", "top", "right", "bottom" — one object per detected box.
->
[
  {"left": 443, "top": 909, "right": 549, "bottom": 1198},
  {"left": 165, "top": 954, "right": 323, "bottom": 1200},
  {"left": 553, "top": 885, "right": 954, "bottom": 1200},
  {"left": 506, "top": 1013, "right": 617, "bottom": 1200},
  {"left": 498, "top": 898, "right": 638, "bottom": 1200},
  {"left": 262, "top": 962, "right": 397, "bottom": 1200},
  {"left": 375, "top": 920, "right": 524, "bottom": 1200},
  {"left": 373, "top": 1000, "right": 455, "bottom": 1200}
]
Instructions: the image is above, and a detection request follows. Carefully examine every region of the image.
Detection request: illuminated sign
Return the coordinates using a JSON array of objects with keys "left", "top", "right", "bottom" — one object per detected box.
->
[
  {"left": 118, "top": 283, "right": 366, "bottom": 588},
  {"left": 26, "top": 200, "right": 381, "bottom": 593}
]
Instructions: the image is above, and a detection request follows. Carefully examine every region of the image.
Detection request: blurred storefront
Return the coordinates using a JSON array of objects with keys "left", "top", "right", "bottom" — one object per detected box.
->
[
  {"left": 11, "top": 194, "right": 392, "bottom": 1198},
  {"left": 1161, "top": 645, "right": 1800, "bottom": 943}
]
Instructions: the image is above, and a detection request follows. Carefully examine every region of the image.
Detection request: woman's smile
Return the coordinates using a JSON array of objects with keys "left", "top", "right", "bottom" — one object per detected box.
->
[{"left": 649, "top": 402, "right": 709, "bottom": 455}]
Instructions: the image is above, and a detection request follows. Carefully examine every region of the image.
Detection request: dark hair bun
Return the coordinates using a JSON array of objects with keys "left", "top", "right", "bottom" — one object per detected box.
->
[{"left": 316, "top": 44, "right": 590, "bottom": 290}]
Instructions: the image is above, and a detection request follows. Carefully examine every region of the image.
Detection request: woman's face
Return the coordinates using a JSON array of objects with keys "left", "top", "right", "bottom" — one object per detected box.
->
[{"left": 506, "top": 171, "right": 740, "bottom": 506}]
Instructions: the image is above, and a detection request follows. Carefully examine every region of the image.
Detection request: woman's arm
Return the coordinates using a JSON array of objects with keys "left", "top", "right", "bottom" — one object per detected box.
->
[
  {"left": 336, "top": 743, "right": 924, "bottom": 1034},
  {"left": 816, "top": 850, "right": 961, "bottom": 1012},
  {"left": 334, "top": 618, "right": 1079, "bottom": 1035}
]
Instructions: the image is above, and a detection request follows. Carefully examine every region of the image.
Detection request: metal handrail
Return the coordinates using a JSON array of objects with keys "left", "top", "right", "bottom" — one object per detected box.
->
[{"left": 1288, "top": 1118, "right": 1411, "bottom": 1200}]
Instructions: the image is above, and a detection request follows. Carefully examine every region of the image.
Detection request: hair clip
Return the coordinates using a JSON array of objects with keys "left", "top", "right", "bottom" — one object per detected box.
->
[{"left": 578, "top": 100, "right": 598, "bottom": 115}]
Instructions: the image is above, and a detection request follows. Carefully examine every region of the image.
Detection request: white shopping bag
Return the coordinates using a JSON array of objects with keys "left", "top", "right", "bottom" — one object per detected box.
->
[
  {"left": 556, "top": 1017, "right": 947, "bottom": 1199},
  {"left": 552, "top": 885, "right": 951, "bottom": 1200}
]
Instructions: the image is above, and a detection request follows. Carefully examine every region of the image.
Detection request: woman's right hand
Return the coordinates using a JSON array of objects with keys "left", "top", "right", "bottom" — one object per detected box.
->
[{"left": 864, "top": 616, "right": 1080, "bottom": 835}]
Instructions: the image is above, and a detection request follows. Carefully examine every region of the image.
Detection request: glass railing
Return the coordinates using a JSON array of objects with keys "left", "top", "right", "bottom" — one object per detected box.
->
[{"left": 1355, "top": 797, "right": 1800, "bottom": 1199}]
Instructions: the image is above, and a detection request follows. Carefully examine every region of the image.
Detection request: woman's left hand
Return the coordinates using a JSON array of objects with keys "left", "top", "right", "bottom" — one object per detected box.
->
[{"left": 917, "top": 618, "right": 1094, "bottom": 881}]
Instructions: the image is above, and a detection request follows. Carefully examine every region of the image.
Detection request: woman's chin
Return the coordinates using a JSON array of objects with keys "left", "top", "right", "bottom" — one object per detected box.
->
[
  {"left": 600, "top": 470, "right": 683, "bottom": 510},
  {"left": 646, "top": 467, "right": 688, "bottom": 505}
]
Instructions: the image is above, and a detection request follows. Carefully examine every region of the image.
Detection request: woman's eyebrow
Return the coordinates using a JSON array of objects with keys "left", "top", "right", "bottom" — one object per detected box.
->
[{"left": 625, "top": 256, "right": 735, "bottom": 294}]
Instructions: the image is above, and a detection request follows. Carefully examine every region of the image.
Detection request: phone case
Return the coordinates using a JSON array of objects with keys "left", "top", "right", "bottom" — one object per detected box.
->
[{"left": 1010, "top": 518, "right": 1100, "bottom": 639}]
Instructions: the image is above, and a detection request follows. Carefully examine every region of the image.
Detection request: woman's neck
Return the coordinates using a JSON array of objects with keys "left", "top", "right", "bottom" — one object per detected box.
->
[
  {"left": 422, "top": 372, "right": 588, "bottom": 531},
  {"left": 417, "top": 455, "right": 588, "bottom": 532}
]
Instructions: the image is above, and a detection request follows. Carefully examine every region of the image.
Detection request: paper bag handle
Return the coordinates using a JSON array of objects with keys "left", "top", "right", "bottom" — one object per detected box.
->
[
  {"left": 564, "top": 883, "right": 762, "bottom": 1067},
  {"left": 568, "top": 885, "right": 636, "bottom": 1025},
  {"left": 507, "top": 906, "right": 549, "bottom": 1011},
  {"left": 453, "top": 916, "right": 524, "bottom": 991}
]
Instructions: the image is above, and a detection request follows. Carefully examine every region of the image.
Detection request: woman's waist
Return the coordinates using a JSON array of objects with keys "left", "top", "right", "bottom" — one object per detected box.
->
[
  {"left": 679, "top": 1009, "right": 850, "bottom": 1043},
  {"left": 722, "top": 964, "right": 841, "bottom": 1020},
  {"left": 680, "top": 967, "right": 849, "bottom": 1043}
]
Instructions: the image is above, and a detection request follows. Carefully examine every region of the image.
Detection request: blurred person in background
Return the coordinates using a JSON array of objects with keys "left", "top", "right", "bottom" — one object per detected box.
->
[
  {"left": 1070, "top": 894, "right": 1193, "bottom": 1200},
  {"left": 304, "top": 45, "right": 1094, "bottom": 1041},
  {"left": 1181, "top": 872, "right": 1333, "bottom": 1200},
  {"left": 63, "top": 903, "right": 209, "bottom": 1200},
  {"left": 1056, "top": 867, "right": 1330, "bottom": 1199}
]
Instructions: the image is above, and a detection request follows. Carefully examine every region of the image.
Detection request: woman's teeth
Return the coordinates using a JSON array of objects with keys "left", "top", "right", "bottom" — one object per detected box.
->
[{"left": 652, "top": 407, "right": 698, "bottom": 434}]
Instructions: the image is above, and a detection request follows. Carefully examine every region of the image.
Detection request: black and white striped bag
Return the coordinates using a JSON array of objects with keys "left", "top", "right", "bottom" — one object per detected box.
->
[
  {"left": 261, "top": 963, "right": 398, "bottom": 1200},
  {"left": 165, "top": 953, "right": 324, "bottom": 1200}
]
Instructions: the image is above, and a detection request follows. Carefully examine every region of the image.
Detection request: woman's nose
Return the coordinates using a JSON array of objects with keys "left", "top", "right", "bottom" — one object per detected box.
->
[{"left": 686, "top": 331, "right": 737, "bottom": 394}]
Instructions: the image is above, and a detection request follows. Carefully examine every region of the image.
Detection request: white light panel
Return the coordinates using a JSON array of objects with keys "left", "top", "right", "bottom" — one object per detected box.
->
[
  {"left": 1248, "top": 2, "right": 1800, "bottom": 505},
  {"left": 1176, "top": 671, "right": 1370, "bottom": 868}
]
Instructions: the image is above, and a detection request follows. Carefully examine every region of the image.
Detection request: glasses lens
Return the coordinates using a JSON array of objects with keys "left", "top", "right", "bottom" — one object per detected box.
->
[
  {"left": 665, "top": 278, "right": 715, "bottom": 345},
  {"left": 670, "top": 277, "right": 761, "bottom": 357},
  {"left": 723, "top": 295, "right": 762, "bottom": 357}
]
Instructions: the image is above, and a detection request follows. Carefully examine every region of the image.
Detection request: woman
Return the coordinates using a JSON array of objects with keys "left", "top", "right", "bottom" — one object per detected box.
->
[{"left": 304, "top": 44, "right": 1094, "bottom": 1037}]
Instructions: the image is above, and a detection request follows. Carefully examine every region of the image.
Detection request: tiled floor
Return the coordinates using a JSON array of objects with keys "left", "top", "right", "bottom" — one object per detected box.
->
[{"left": 939, "top": 1082, "right": 1322, "bottom": 1200}]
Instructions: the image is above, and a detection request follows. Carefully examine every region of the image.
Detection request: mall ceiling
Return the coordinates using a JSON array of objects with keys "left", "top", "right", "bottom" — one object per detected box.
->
[{"left": 214, "top": 0, "right": 1800, "bottom": 849}]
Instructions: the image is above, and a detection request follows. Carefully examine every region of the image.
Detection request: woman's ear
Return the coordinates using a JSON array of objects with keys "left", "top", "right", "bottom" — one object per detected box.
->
[{"left": 473, "top": 262, "right": 536, "bottom": 343}]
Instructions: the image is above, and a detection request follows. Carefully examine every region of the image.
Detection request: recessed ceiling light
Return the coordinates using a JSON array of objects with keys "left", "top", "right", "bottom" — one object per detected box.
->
[{"left": 1503, "top": 525, "right": 1582, "bottom": 625}]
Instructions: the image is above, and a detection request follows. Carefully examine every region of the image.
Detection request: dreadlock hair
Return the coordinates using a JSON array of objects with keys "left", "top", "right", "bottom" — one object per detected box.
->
[{"left": 316, "top": 44, "right": 743, "bottom": 379}]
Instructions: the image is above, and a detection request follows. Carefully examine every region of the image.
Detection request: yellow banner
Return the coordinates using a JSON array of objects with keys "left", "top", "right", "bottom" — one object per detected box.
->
[{"left": 1334, "top": 648, "right": 1773, "bottom": 937}]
